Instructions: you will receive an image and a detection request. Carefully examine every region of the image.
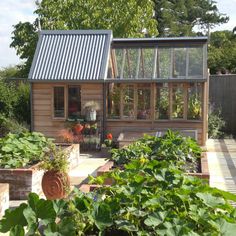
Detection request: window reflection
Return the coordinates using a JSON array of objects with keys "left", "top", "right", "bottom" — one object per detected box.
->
[
  {"left": 123, "top": 85, "right": 135, "bottom": 118},
  {"left": 137, "top": 84, "right": 151, "bottom": 120},
  {"left": 54, "top": 87, "right": 65, "bottom": 118},
  {"left": 187, "top": 83, "right": 202, "bottom": 120},
  {"left": 156, "top": 83, "right": 169, "bottom": 119},
  {"left": 172, "top": 84, "right": 184, "bottom": 119}
]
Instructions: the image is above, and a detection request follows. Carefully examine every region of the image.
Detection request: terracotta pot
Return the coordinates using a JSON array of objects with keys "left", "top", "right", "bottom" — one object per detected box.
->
[{"left": 41, "top": 170, "right": 70, "bottom": 200}]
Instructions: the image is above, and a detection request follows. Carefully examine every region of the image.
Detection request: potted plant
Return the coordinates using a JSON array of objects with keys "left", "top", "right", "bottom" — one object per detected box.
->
[
  {"left": 83, "top": 101, "right": 100, "bottom": 121},
  {"left": 39, "top": 144, "right": 70, "bottom": 200},
  {"left": 101, "top": 133, "right": 114, "bottom": 158}
]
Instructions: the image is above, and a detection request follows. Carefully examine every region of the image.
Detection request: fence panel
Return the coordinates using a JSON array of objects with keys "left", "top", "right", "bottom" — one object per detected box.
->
[{"left": 209, "top": 74, "right": 236, "bottom": 135}]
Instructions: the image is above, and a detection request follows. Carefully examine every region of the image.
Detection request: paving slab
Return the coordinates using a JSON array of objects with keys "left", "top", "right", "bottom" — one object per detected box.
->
[{"left": 206, "top": 139, "right": 236, "bottom": 196}]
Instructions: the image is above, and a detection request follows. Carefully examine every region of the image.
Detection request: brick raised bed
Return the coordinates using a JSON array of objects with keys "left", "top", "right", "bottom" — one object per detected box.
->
[
  {"left": 0, "top": 144, "right": 80, "bottom": 200},
  {"left": 0, "top": 183, "right": 9, "bottom": 219},
  {"left": 0, "top": 163, "right": 44, "bottom": 200}
]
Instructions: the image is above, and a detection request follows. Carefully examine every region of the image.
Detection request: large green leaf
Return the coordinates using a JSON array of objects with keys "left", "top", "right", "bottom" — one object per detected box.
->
[
  {"left": 144, "top": 212, "right": 167, "bottom": 227},
  {"left": 0, "top": 203, "right": 27, "bottom": 233},
  {"left": 196, "top": 193, "right": 225, "bottom": 207},
  {"left": 9, "top": 225, "right": 25, "bottom": 236},
  {"left": 115, "top": 220, "right": 138, "bottom": 231},
  {"left": 218, "top": 218, "right": 236, "bottom": 236},
  {"left": 23, "top": 207, "right": 38, "bottom": 235},
  {"left": 36, "top": 199, "right": 56, "bottom": 220},
  {"left": 28, "top": 192, "right": 40, "bottom": 212},
  {"left": 94, "top": 203, "right": 113, "bottom": 231}
]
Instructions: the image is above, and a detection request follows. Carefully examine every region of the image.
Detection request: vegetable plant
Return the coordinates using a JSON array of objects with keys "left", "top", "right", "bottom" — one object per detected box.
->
[
  {"left": 111, "top": 130, "right": 202, "bottom": 171},
  {"left": 1, "top": 158, "right": 236, "bottom": 235},
  {"left": 0, "top": 132, "right": 54, "bottom": 168}
]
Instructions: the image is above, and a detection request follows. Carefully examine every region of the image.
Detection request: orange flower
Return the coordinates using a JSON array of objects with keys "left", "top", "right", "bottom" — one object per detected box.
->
[
  {"left": 59, "top": 129, "right": 74, "bottom": 143},
  {"left": 106, "top": 133, "right": 113, "bottom": 140}
]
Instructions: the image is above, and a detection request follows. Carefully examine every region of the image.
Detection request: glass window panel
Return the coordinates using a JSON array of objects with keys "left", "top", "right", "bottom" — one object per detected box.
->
[
  {"left": 113, "top": 49, "right": 123, "bottom": 79},
  {"left": 187, "top": 83, "right": 202, "bottom": 120},
  {"left": 107, "top": 56, "right": 113, "bottom": 78},
  {"left": 123, "top": 85, "right": 135, "bottom": 119},
  {"left": 173, "top": 48, "right": 187, "bottom": 78},
  {"left": 172, "top": 84, "right": 184, "bottom": 119},
  {"left": 123, "top": 49, "right": 139, "bottom": 79},
  {"left": 68, "top": 87, "right": 81, "bottom": 119},
  {"left": 138, "top": 48, "right": 154, "bottom": 78},
  {"left": 137, "top": 84, "right": 151, "bottom": 120},
  {"left": 107, "top": 83, "right": 120, "bottom": 119},
  {"left": 188, "top": 47, "right": 203, "bottom": 77},
  {"left": 54, "top": 87, "right": 64, "bottom": 118},
  {"left": 158, "top": 48, "right": 171, "bottom": 79},
  {"left": 156, "top": 83, "right": 169, "bottom": 119}
]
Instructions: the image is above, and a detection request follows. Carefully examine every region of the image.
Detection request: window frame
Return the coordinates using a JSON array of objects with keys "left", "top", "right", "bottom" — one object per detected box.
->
[
  {"left": 106, "top": 82, "right": 203, "bottom": 122},
  {"left": 52, "top": 85, "right": 81, "bottom": 120}
]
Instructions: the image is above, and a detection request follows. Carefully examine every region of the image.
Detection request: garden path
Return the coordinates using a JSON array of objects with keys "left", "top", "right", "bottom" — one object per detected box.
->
[{"left": 206, "top": 139, "right": 236, "bottom": 199}]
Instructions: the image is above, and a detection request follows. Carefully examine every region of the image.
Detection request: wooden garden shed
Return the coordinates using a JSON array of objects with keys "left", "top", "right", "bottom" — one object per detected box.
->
[{"left": 29, "top": 30, "right": 208, "bottom": 146}]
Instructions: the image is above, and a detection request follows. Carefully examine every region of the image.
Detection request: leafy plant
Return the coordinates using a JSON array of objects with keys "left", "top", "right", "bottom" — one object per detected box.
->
[
  {"left": 208, "top": 106, "right": 226, "bottom": 138},
  {"left": 0, "top": 132, "right": 54, "bottom": 168},
  {"left": 110, "top": 130, "right": 202, "bottom": 171},
  {"left": 0, "top": 114, "right": 28, "bottom": 138},
  {"left": 38, "top": 144, "right": 69, "bottom": 174},
  {"left": 2, "top": 159, "right": 236, "bottom": 235}
]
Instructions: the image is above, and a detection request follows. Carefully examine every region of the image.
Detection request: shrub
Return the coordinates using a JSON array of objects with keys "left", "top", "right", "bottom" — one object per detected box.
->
[
  {"left": 0, "top": 132, "right": 54, "bottom": 168},
  {"left": 208, "top": 107, "right": 226, "bottom": 138},
  {"left": 0, "top": 114, "right": 28, "bottom": 138},
  {"left": 13, "top": 82, "right": 30, "bottom": 124}
]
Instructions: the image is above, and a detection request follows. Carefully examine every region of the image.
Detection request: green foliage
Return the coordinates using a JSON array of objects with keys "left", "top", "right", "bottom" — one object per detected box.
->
[
  {"left": 208, "top": 107, "right": 226, "bottom": 138},
  {"left": 11, "top": 0, "right": 158, "bottom": 76},
  {"left": 208, "top": 30, "right": 236, "bottom": 74},
  {"left": 154, "top": 0, "right": 228, "bottom": 36},
  {"left": 111, "top": 130, "right": 202, "bottom": 170},
  {"left": 0, "top": 132, "right": 54, "bottom": 168},
  {"left": 2, "top": 159, "right": 236, "bottom": 235},
  {"left": 0, "top": 79, "right": 17, "bottom": 117},
  {"left": 38, "top": 145, "right": 69, "bottom": 173},
  {"left": 0, "top": 115, "right": 28, "bottom": 138},
  {"left": 0, "top": 67, "right": 31, "bottom": 127},
  {"left": 13, "top": 82, "right": 30, "bottom": 124}
]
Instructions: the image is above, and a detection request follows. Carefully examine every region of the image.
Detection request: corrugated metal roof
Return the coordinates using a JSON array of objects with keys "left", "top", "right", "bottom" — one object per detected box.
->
[{"left": 29, "top": 30, "right": 112, "bottom": 81}]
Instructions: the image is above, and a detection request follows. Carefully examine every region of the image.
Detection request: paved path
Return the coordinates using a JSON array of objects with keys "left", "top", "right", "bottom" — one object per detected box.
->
[{"left": 206, "top": 139, "right": 236, "bottom": 195}]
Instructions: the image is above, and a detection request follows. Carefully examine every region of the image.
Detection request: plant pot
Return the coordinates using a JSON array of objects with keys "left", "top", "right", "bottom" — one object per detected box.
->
[
  {"left": 86, "top": 110, "right": 96, "bottom": 121},
  {"left": 41, "top": 170, "right": 70, "bottom": 200}
]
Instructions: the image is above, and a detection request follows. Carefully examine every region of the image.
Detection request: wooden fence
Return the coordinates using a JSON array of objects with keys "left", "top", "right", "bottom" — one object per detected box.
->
[{"left": 209, "top": 74, "right": 236, "bottom": 135}]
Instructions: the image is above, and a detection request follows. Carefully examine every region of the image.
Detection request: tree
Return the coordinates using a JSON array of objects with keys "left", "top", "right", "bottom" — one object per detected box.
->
[
  {"left": 10, "top": 0, "right": 158, "bottom": 77},
  {"left": 153, "top": 0, "right": 229, "bottom": 36},
  {"left": 208, "top": 30, "right": 236, "bottom": 74}
]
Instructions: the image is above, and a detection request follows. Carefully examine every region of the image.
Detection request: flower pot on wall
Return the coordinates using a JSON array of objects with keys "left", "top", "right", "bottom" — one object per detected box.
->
[{"left": 41, "top": 170, "right": 70, "bottom": 200}]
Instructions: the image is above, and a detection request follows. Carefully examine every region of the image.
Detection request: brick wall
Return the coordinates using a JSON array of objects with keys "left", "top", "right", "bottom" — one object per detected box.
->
[
  {"left": 0, "top": 166, "right": 43, "bottom": 200},
  {"left": 0, "top": 183, "right": 9, "bottom": 218}
]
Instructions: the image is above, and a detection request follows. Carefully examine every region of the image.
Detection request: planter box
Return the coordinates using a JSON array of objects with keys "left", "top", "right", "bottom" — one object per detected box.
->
[
  {"left": 0, "top": 183, "right": 9, "bottom": 219},
  {"left": 0, "top": 144, "right": 80, "bottom": 200},
  {"left": 187, "top": 153, "right": 209, "bottom": 183},
  {"left": 0, "top": 163, "right": 44, "bottom": 200},
  {"left": 64, "top": 144, "right": 80, "bottom": 171}
]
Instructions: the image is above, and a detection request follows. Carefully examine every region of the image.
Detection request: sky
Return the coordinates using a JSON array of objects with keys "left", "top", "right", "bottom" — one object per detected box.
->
[{"left": 0, "top": 0, "right": 235, "bottom": 69}]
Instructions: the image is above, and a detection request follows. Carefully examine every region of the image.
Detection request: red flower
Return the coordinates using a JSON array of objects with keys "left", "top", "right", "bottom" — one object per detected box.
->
[
  {"left": 106, "top": 133, "right": 113, "bottom": 140},
  {"left": 74, "top": 124, "right": 83, "bottom": 133}
]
